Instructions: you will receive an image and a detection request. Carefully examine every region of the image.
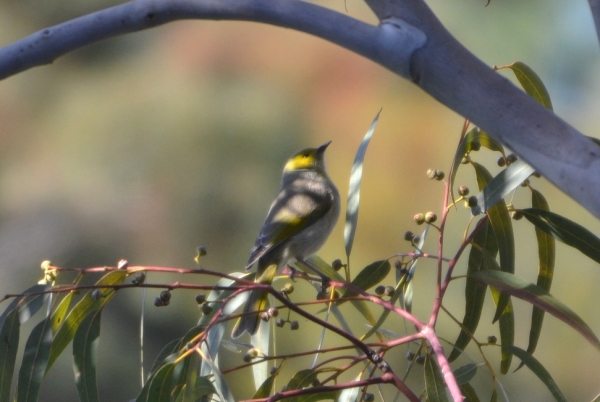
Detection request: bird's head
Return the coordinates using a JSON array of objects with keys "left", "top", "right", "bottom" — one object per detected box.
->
[{"left": 283, "top": 141, "right": 332, "bottom": 173}]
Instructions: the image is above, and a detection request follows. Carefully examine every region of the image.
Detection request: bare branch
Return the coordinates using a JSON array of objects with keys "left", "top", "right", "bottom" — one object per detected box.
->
[
  {"left": 590, "top": 0, "right": 600, "bottom": 46},
  {"left": 0, "top": 0, "right": 599, "bottom": 221}
]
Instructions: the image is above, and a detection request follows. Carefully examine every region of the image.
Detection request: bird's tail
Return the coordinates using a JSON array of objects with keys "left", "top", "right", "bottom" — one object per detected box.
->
[{"left": 231, "top": 288, "right": 268, "bottom": 338}]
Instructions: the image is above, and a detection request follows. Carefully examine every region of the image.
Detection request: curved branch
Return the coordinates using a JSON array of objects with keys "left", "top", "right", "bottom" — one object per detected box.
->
[{"left": 0, "top": 0, "right": 599, "bottom": 221}]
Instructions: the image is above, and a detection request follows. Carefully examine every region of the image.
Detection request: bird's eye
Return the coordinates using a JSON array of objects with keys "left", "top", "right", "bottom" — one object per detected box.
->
[{"left": 302, "top": 154, "right": 309, "bottom": 158}]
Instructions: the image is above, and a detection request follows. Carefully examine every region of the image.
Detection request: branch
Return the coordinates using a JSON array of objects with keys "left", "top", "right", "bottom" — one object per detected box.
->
[
  {"left": 1, "top": 0, "right": 598, "bottom": 220},
  {"left": 590, "top": 0, "right": 600, "bottom": 46}
]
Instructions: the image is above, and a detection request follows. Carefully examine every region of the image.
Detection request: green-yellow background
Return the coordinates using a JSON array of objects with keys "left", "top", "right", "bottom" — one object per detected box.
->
[{"left": 0, "top": 0, "right": 599, "bottom": 400}]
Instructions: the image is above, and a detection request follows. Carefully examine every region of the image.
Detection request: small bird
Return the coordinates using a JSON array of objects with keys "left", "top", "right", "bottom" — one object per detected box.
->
[{"left": 232, "top": 141, "right": 340, "bottom": 338}]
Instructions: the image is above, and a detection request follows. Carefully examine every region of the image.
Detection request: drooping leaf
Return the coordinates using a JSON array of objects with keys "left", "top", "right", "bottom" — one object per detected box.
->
[
  {"left": 459, "top": 382, "right": 480, "bottom": 402},
  {"left": 507, "top": 346, "right": 566, "bottom": 402},
  {"left": 499, "top": 62, "right": 553, "bottom": 110},
  {"left": 471, "top": 270, "right": 600, "bottom": 351},
  {"left": 198, "top": 351, "right": 234, "bottom": 402},
  {"left": 47, "top": 270, "right": 127, "bottom": 371},
  {"left": 146, "top": 362, "right": 177, "bottom": 402},
  {"left": 449, "top": 127, "right": 505, "bottom": 207},
  {"left": 0, "top": 284, "right": 50, "bottom": 327},
  {"left": 253, "top": 372, "right": 277, "bottom": 399},
  {"left": 470, "top": 159, "right": 535, "bottom": 216},
  {"left": 472, "top": 162, "right": 515, "bottom": 324},
  {"left": 489, "top": 284, "right": 514, "bottom": 374},
  {"left": 424, "top": 353, "right": 448, "bottom": 402},
  {"left": 345, "top": 109, "right": 380, "bottom": 257},
  {"left": 0, "top": 308, "right": 20, "bottom": 402},
  {"left": 519, "top": 208, "right": 600, "bottom": 264},
  {"left": 448, "top": 218, "right": 497, "bottom": 362},
  {"left": 73, "top": 312, "right": 102, "bottom": 402},
  {"left": 524, "top": 189, "right": 555, "bottom": 361},
  {"left": 453, "top": 363, "right": 478, "bottom": 385},
  {"left": 401, "top": 225, "right": 429, "bottom": 315},
  {"left": 16, "top": 313, "right": 55, "bottom": 402},
  {"left": 286, "top": 369, "right": 319, "bottom": 391}
]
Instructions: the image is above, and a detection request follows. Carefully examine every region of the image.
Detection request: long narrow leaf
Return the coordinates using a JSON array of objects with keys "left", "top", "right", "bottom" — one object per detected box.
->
[
  {"left": 458, "top": 383, "right": 480, "bottom": 402},
  {"left": 519, "top": 208, "right": 600, "bottom": 264},
  {"left": 525, "top": 189, "right": 555, "bottom": 359},
  {"left": 47, "top": 270, "right": 127, "bottom": 372},
  {"left": 424, "top": 353, "right": 448, "bottom": 402},
  {"left": 344, "top": 109, "right": 380, "bottom": 257},
  {"left": 73, "top": 312, "right": 102, "bottom": 402},
  {"left": 471, "top": 270, "right": 600, "bottom": 351},
  {"left": 448, "top": 218, "right": 497, "bottom": 362},
  {"left": 449, "top": 127, "right": 505, "bottom": 207},
  {"left": 0, "top": 284, "right": 49, "bottom": 326},
  {"left": 16, "top": 314, "right": 54, "bottom": 402},
  {"left": 472, "top": 163, "right": 515, "bottom": 324},
  {"left": 507, "top": 346, "right": 566, "bottom": 402},
  {"left": 499, "top": 62, "right": 553, "bottom": 110},
  {"left": 0, "top": 308, "right": 20, "bottom": 402},
  {"left": 470, "top": 159, "right": 535, "bottom": 216}
]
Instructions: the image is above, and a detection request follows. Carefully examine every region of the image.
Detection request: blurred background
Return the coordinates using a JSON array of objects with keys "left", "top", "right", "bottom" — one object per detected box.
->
[{"left": 0, "top": 0, "right": 599, "bottom": 400}]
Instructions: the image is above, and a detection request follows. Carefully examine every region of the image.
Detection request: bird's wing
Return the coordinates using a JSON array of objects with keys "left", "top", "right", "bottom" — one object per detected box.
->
[{"left": 245, "top": 186, "right": 334, "bottom": 269}]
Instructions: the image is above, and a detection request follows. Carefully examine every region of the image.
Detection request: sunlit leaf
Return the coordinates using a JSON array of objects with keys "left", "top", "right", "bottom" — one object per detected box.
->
[
  {"left": 47, "top": 270, "right": 127, "bottom": 371},
  {"left": 499, "top": 62, "right": 553, "bottom": 110},
  {"left": 471, "top": 270, "right": 600, "bottom": 351},
  {"left": 424, "top": 353, "right": 448, "bottom": 402},
  {"left": 470, "top": 159, "right": 535, "bottom": 216},
  {"left": 199, "top": 351, "right": 234, "bottom": 402},
  {"left": 449, "top": 218, "right": 497, "bottom": 362},
  {"left": 73, "top": 312, "right": 102, "bottom": 402},
  {"left": 518, "top": 208, "right": 600, "bottom": 264},
  {"left": 507, "top": 346, "right": 566, "bottom": 402},
  {"left": 345, "top": 109, "right": 380, "bottom": 257},
  {"left": 146, "top": 362, "right": 176, "bottom": 402},
  {"left": 489, "top": 284, "right": 514, "bottom": 374}
]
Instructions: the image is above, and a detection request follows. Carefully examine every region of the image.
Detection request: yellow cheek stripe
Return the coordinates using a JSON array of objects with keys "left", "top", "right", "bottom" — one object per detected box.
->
[{"left": 285, "top": 154, "right": 314, "bottom": 171}]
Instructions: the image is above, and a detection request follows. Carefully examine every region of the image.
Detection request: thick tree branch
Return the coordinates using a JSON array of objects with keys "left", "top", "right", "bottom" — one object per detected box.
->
[
  {"left": 0, "top": 0, "right": 599, "bottom": 220},
  {"left": 590, "top": 0, "right": 600, "bottom": 46}
]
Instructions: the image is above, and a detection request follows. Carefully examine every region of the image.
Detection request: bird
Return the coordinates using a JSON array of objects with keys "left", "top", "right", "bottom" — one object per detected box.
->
[{"left": 232, "top": 141, "right": 340, "bottom": 338}]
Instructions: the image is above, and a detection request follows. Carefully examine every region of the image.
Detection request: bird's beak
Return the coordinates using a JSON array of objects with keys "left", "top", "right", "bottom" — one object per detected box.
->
[{"left": 317, "top": 141, "right": 332, "bottom": 154}]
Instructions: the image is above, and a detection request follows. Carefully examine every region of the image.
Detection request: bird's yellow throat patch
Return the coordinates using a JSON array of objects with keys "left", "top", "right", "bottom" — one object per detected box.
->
[{"left": 284, "top": 149, "right": 317, "bottom": 171}]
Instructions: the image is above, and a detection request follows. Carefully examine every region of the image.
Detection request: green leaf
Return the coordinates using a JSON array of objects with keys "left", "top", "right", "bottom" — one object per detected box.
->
[
  {"left": 149, "top": 338, "right": 182, "bottom": 375},
  {"left": 0, "top": 308, "right": 20, "bottom": 402},
  {"left": 453, "top": 363, "right": 477, "bottom": 385},
  {"left": 507, "top": 346, "right": 566, "bottom": 402},
  {"left": 489, "top": 285, "right": 514, "bottom": 374},
  {"left": 346, "top": 260, "right": 391, "bottom": 297},
  {"left": 459, "top": 383, "right": 480, "bottom": 402},
  {"left": 345, "top": 109, "right": 380, "bottom": 257},
  {"left": 449, "top": 127, "right": 505, "bottom": 207},
  {"left": 472, "top": 162, "right": 515, "bottom": 324},
  {"left": 73, "top": 312, "right": 102, "bottom": 402},
  {"left": 146, "top": 362, "right": 176, "bottom": 402},
  {"left": 200, "top": 352, "right": 234, "bottom": 402},
  {"left": 449, "top": 218, "right": 497, "bottom": 362},
  {"left": 0, "top": 284, "right": 50, "bottom": 326},
  {"left": 470, "top": 159, "right": 535, "bottom": 216},
  {"left": 286, "top": 369, "right": 318, "bottom": 391},
  {"left": 253, "top": 373, "right": 277, "bottom": 399},
  {"left": 471, "top": 270, "right": 600, "bottom": 351},
  {"left": 424, "top": 353, "right": 448, "bottom": 402},
  {"left": 16, "top": 313, "right": 54, "bottom": 402},
  {"left": 525, "top": 190, "right": 555, "bottom": 359},
  {"left": 518, "top": 208, "right": 600, "bottom": 264},
  {"left": 47, "top": 270, "right": 127, "bottom": 372},
  {"left": 501, "top": 62, "right": 553, "bottom": 110}
]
